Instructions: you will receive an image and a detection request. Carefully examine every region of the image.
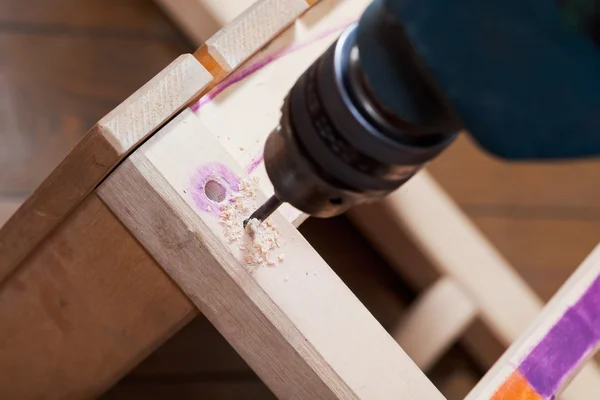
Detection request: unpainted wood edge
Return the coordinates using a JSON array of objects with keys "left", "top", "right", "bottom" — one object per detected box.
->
[
  {"left": 193, "top": 46, "right": 228, "bottom": 81},
  {"left": 204, "top": 0, "right": 309, "bottom": 71},
  {"left": 467, "top": 245, "right": 600, "bottom": 400},
  {"left": 393, "top": 276, "right": 478, "bottom": 371},
  {"left": 97, "top": 155, "right": 356, "bottom": 400},
  {"left": 98, "top": 54, "right": 213, "bottom": 154},
  {"left": 0, "top": 56, "right": 213, "bottom": 289}
]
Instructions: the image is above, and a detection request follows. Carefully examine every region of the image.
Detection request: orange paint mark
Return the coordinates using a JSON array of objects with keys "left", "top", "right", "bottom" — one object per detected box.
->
[{"left": 492, "top": 371, "right": 542, "bottom": 400}]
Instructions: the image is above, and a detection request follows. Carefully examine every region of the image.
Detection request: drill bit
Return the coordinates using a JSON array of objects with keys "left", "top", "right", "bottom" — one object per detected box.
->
[{"left": 243, "top": 194, "right": 283, "bottom": 228}]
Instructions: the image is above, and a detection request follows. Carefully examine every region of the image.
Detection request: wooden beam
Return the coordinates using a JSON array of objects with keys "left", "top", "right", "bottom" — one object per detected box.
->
[
  {"left": 467, "top": 245, "right": 600, "bottom": 400},
  {"left": 98, "top": 107, "right": 445, "bottom": 400},
  {"left": 393, "top": 277, "right": 478, "bottom": 371}
]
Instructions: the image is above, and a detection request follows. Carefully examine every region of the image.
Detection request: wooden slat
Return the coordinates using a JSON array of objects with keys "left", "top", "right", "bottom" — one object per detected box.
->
[
  {"left": 123, "top": 216, "right": 409, "bottom": 381},
  {"left": 467, "top": 246, "right": 600, "bottom": 400},
  {"left": 98, "top": 108, "right": 445, "bottom": 400},
  {"left": 0, "top": 54, "right": 212, "bottom": 286},
  {"left": 392, "top": 277, "right": 478, "bottom": 371},
  {"left": 0, "top": 194, "right": 195, "bottom": 399}
]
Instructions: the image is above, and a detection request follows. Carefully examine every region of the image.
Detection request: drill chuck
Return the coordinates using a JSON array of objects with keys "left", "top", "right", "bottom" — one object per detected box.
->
[{"left": 263, "top": 24, "right": 458, "bottom": 218}]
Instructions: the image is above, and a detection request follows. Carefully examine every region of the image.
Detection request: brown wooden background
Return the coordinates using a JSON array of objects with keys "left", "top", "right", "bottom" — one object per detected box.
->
[{"left": 1, "top": 0, "right": 599, "bottom": 398}]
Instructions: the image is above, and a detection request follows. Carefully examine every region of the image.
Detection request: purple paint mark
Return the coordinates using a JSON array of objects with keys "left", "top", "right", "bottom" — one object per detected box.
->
[
  {"left": 192, "top": 20, "right": 357, "bottom": 112},
  {"left": 517, "top": 275, "right": 600, "bottom": 398},
  {"left": 190, "top": 162, "right": 240, "bottom": 215},
  {"left": 519, "top": 308, "right": 598, "bottom": 397},
  {"left": 246, "top": 154, "right": 264, "bottom": 174}
]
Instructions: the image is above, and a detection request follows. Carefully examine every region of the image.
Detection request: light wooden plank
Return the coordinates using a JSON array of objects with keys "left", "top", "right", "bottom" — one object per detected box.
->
[
  {"left": 97, "top": 108, "right": 445, "bottom": 400},
  {"left": 393, "top": 277, "right": 478, "bottom": 371},
  {"left": 128, "top": 216, "right": 409, "bottom": 379},
  {"left": 0, "top": 54, "right": 212, "bottom": 286},
  {"left": 467, "top": 245, "right": 600, "bottom": 400}
]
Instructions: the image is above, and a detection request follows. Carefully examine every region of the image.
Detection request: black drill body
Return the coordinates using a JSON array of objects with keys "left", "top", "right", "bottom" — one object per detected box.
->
[{"left": 261, "top": 20, "right": 458, "bottom": 219}]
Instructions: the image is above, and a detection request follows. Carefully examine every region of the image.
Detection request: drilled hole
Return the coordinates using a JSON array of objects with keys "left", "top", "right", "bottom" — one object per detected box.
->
[
  {"left": 329, "top": 198, "right": 343, "bottom": 205},
  {"left": 205, "top": 180, "right": 226, "bottom": 202}
]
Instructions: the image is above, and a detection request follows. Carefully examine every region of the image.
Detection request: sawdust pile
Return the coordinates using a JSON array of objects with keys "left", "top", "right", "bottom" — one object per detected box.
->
[{"left": 220, "top": 177, "right": 281, "bottom": 269}]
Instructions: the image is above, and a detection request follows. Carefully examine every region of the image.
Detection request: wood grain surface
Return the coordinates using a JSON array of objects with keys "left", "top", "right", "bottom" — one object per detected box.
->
[
  {"left": 98, "top": 108, "right": 445, "bottom": 400},
  {"left": 3, "top": 0, "right": 600, "bottom": 398}
]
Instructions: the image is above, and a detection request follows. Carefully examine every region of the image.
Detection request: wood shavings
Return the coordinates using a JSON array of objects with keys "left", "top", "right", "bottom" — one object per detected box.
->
[{"left": 220, "top": 178, "right": 281, "bottom": 269}]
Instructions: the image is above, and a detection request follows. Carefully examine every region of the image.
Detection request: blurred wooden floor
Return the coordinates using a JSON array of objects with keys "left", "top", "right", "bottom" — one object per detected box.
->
[{"left": 1, "top": 0, "right": 599, "bottom": 399}]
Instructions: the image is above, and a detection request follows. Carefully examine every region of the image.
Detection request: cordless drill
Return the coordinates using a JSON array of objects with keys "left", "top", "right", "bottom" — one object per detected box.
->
[{"left": 245, "top": 0, "right": 600, "bottom": 225}]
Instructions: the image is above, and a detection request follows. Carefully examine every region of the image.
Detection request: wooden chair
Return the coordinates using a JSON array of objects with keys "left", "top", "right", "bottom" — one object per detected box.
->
[{"left": 2, "top": 0, "right": 600, "bottom": 398}]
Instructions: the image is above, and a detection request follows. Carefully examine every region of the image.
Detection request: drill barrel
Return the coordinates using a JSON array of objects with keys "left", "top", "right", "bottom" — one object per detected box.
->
[{"left": 263, "top": 24, "right": 457, "bottom": 218}]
